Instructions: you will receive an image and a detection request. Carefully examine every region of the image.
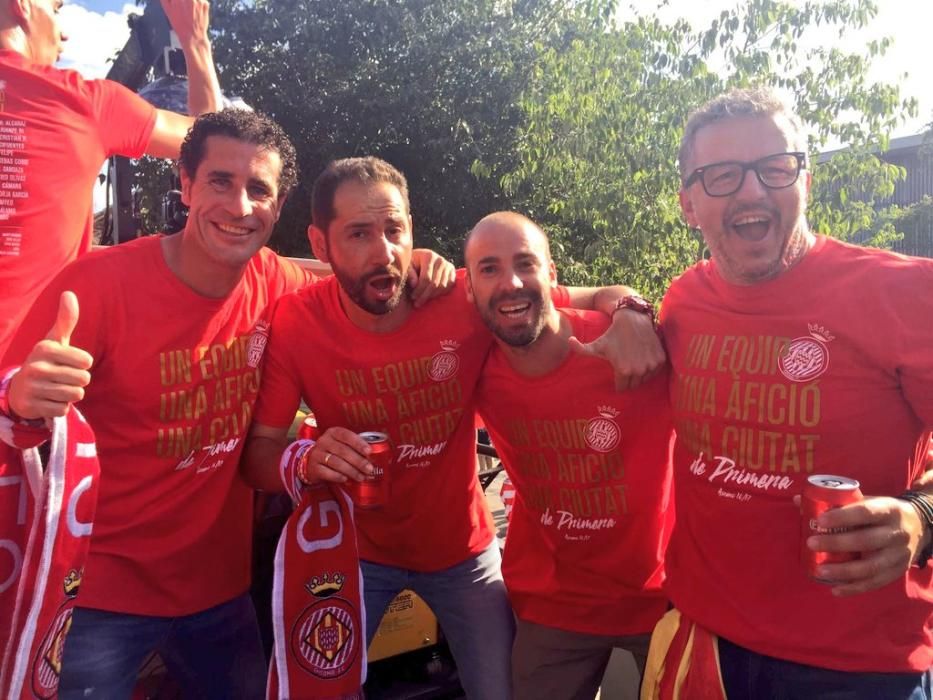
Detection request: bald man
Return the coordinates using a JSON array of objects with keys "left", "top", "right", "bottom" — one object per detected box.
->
[{"left": 464, "top": 213, "right": 674, "bottom": 700}]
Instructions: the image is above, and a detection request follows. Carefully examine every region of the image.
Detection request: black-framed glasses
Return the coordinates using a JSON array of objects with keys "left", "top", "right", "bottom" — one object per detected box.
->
[{"left": 683, "top": 152, "right": 807, "bottom": 197}]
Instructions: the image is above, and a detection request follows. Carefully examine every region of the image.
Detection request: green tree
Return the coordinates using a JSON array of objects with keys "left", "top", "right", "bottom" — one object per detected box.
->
[
  {"left": 480, "top": 0, "right": 918, "bottom": 300},
  {"left": 208, "top": 0, "right": 594, "bottom": 260}
]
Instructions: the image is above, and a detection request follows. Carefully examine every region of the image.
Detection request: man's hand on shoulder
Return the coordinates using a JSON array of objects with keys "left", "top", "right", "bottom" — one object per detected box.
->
[
  {"left": 407, "top": 249, "right": 456, "bottom": 308},
  {"left": 569, "top": 307, "right": 666, "bottom": 391},
  {"left": 9, "top": 292, "right": 93, "bottom": 420}
]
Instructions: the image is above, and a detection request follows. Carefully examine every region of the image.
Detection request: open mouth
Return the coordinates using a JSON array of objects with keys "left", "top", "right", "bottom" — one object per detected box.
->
[
  {"left": 367, "top": 273, "right": 401, "bottom": 301},
  {"left": 498, "top": 301, "right": 532, "bottom": 319},
  {"left": 730, "top": 214, "right": 772, "bottom": 243}
]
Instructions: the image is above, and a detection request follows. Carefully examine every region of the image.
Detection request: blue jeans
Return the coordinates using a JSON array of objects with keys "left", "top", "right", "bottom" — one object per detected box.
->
[
  {"left": 362, "top": 540, "right": 515, "bottom": 699},
  {"left": 59, "top": 593, "right": 266, "bottom": 700},
  {"left": 718, "top": 636, "right": 932, "bottom": 700}
]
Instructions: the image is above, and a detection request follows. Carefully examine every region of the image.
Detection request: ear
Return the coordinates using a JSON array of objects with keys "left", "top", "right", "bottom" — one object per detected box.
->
[
  {"left": 548, "top": 259, "right": 558, "bottom": 288},
  {"left": 11, "top": 0, "right": 30, "bottom": 23},
  {"left": 802, "top": 169, "right": 813, "bottom": 198},
  {"left": 464, "top": 269, "right": 475, "bottom": 303},
  {"left": 274, "top": 194, "right": 287, "bottom": 222},
  {"left": 180, "top": 168, "right": 193, "bottom": 207},
  {"left": 679, "top": 188, "right": 700, "bottom": 229},
  {"left": 309, "top": 225, "right": 329, "bottom": 262}
]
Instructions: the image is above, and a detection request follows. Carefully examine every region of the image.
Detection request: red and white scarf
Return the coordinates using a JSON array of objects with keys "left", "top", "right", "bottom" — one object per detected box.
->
[
  {"left": 268, "top": 442, "right": 366, "bottom": 699},
  {"left": 0, "top": 408, "right": 100, "bottom": 700},
  {"left": 641, "top": 608, "right": 727, "bottom": 700}
]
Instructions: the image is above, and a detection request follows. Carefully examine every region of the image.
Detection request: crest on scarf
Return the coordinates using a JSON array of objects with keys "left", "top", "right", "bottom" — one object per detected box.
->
[
  {"left": 291, "top": 571, "right": 360, "bottom": 680},
  {"left": 31, "top": 603, "right": 74, "bottom": 699}
]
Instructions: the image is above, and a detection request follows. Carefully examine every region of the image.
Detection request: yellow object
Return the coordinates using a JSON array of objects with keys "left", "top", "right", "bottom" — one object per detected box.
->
[{"left": 367, "top": 590, "right": 439, "bottom": 661}]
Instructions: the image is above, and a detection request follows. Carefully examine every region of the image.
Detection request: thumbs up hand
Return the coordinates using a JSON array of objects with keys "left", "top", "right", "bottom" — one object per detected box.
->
[{"left": 9, "top": 292, "right": 94, "bottom": 420}]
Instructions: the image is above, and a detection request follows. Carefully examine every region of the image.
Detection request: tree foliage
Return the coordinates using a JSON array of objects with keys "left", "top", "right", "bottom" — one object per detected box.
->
[
  {"left": 480, "top": 0, "right": 918, "bottom": 299},
  {"left": 194, "top": 0, "right": 920, "bottom": 300}
]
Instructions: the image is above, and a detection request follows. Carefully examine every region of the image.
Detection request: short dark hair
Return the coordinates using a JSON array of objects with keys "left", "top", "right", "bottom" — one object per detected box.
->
[
  {"left": 679, "top": 86, "right": 807, "bottom": 179},
  {"left": 179, "top": 110, "right": 298, "bottom": 195},
  {"left": 311, "top": 157, "right": 410, "bottom": 235}
]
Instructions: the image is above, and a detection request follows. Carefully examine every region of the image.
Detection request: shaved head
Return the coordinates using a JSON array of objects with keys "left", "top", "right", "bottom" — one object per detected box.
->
[
  {"left": 464, "top": 211, "right": 557, "bottom": 348},
  {"left": 465, "top": 211, "right": 551, "bottom": 267}
]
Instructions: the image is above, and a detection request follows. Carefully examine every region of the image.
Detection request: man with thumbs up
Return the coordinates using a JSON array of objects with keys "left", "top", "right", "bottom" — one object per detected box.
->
[{"left": 0, "top": 109, "right": 307, "bottom": 700}]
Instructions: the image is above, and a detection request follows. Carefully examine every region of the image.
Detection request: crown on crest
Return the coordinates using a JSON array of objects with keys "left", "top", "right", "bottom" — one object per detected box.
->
[
  {"left": 807, "top": 323, "right": 835, "bottom": 343},
  {"left": 63, "top": 569, "right": 82, "bottom": 597},
  {"left": 597, "top": 406, "right": 620, "bottom": 419},
  {"left": 439, "top": 340, "right": 460, "bottom": 352},
  {"left": 306, "top": 572, "right": 345, "bottom": 598}
]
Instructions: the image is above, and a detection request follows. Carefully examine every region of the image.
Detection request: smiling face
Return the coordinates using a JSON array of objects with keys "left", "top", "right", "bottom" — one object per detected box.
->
[
  {"left": 465, "top": 214, "right": 557, "bottom": 347},
  {"left": 679, "top": 113, "right": 813, "bottom": 285},
  {"left": 310, "top": 180, "right": 413, "bottom": 318},
  {"left": 179, "top": 135, "right": 284, "bottom": 274}
]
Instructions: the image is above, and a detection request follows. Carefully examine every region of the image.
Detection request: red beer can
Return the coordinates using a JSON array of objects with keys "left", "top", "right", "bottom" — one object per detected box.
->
[
  {"left": 350, "top": 431, "right": 392, "bottom": 509},
  {"left": 297, "top": 414, "right": 320, "bottom": 441},
  {"left": 801, "top": 474, "right": 863, "bottom": 583}
]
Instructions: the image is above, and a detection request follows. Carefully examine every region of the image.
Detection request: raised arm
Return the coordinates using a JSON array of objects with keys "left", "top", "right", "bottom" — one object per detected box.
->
[{"left": 145, "top": 0, "right": 223, "bottom": 158}]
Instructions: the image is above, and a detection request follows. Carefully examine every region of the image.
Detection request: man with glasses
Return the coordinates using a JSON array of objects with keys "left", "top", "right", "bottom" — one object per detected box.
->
[{"left": 644, "top": 87, "right": 933, "bottom": 698}]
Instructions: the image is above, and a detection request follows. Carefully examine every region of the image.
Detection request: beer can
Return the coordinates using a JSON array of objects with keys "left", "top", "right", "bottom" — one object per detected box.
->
[
  {"left": 349, "top": 431, "right": 392, "bottom": 509},
  {"left": 297, "top": 414, "right": 320, "bottom": 441},
  {"left": 801, "top": 474, "right": 863, "bottom": 583}
]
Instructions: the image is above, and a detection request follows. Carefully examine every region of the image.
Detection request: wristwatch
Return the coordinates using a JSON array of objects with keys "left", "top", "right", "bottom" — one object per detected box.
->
[
  {"left": 612, "top": 295, "right": 655, "bottom": 324},
  {"left": 896, "top": 490, "right": 933, "bottom": 568}
]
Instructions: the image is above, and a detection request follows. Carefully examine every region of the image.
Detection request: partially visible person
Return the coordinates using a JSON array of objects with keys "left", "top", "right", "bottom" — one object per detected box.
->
[
  {"left": 241, "top": 157, "right": 664, "bottom": 699},
  {"left": 0, "top": 0, "right": 223, "bottom": 357},
  {"left": 644, "top": 86, "right": 933, "bottom": 699},
  {"left": 464, "top": 212, "right": 673, "bottom": 700}
]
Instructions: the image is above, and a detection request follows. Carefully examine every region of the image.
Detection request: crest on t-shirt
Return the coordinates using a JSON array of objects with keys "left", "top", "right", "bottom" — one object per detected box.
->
[
  {"left": 779, "top": 324, "right": 834, "bottom": 382},
  {"left": 584, "top": 406, "right": 621, "bottom": 453},
  {"left": 429, "top": 340, "right": 460, "bottom": 382},
  {"left": 291, "top": 572, "right": 359, "bottom": 680},
  {"left": 246, "top": 320, "right": 270, "bottom": 369}
]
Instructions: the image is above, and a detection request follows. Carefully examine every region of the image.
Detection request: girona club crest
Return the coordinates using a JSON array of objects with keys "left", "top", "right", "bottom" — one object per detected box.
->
[
  {"left": 779, "top": 324, "right": 834, "bottom": 382},
  {"left": 585, "top": 406, "right": 621, "bottom": 453},
  {"left": 246, "top": 320, "right": 270, "bottom": 369},
  {"left": 429, "top": 340, "right": 460, "bottom": 382},
  {"left": 31, "top": 604, "right": 73, "bottom": 699},
  {"left": 291, "top": 572, "right": 359, "bottom": 680}
]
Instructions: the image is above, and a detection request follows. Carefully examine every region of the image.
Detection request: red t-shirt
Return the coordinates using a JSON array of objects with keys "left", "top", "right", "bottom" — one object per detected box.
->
[
  {"left": 661, "top": 235, "right": 933, "bottom": 672},
  {"left": 254, "top": 275, "right": 499, "bottom": 571},
  {"left": 3, "top": 236, "right": 313, "bottom": 615},
  {"left": 477, "top": 309, "right": 674, "bottom": 636},
  {"left": 0, "top": 51, "right": 157, "bottom": 358}
]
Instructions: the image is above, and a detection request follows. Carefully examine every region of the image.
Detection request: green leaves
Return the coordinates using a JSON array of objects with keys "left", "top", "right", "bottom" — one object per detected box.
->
[{"left": 174, "top": 0, "right": 920, "bottom": 292}]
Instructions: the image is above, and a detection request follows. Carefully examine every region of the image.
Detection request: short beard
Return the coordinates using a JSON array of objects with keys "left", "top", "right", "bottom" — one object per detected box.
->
[
  {"left": 480, "top": 291, "right": 548, "bottom": 347},
  {"left": 333, "top": 264, "right": 408, "bottom": 315}
]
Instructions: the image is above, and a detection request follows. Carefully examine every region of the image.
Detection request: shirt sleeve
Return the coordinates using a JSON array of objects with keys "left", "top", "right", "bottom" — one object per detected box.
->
[
  {"left": 890, "top": 260, "right": 933, "bottom": 427},
  {"left": 88, "top": 79, "right": 158, "bottom": 159},
  {"left": 252, "top": 296, "right": 305, "bottom": 429},
  {"left": 551, "top": 285, "right": 570, "bottom": 308}
]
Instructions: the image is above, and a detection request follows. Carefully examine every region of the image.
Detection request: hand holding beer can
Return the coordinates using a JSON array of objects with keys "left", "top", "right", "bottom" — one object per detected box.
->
[
  {"left": 801, "top": 474, "right": 863, "bottom": 583},
  {"left": 348, "top": 431, "right": 393, "bottom": 509}
]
